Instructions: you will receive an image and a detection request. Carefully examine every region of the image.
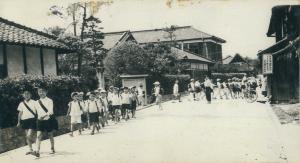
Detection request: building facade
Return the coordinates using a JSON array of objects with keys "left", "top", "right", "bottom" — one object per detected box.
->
[
  {"left": 258, "top": 5, "right": 300, "bottom": 104},
  {"left": 103, "top": 26, "right": 225, "bottom": 79},
  {"left": 0, "top": 17, "right": 71, "bottom": 79}
]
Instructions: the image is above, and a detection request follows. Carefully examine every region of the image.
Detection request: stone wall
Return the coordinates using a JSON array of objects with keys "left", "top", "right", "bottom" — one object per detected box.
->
[{"left": 0, "top": 116, "right": 71, "bottom": 153}]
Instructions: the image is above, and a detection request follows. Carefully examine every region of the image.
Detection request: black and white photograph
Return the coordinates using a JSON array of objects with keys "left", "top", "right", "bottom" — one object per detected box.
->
[{"left": 0, "top": 0, "right": 300, "bottom": 162}]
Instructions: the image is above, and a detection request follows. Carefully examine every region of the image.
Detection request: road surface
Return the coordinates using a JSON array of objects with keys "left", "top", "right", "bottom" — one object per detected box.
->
[{"left": 0, "top": 98, "right": 300, "bottom": 163}]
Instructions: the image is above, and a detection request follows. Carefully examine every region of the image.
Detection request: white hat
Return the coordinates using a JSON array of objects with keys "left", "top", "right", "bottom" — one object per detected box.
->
[
  {"left": 71, "top": 92, "right": 78, "bottom": 98},
  {"left": 154, "top": 81, "right": 160, "bottom": 85},
  {"left": 100, "top": 90, "right": 106, "bottom": 93}
]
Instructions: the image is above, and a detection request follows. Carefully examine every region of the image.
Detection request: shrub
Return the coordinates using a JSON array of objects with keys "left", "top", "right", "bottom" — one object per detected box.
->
[{"left": 0, "top": 75, "right": 98, "bottom": 128}]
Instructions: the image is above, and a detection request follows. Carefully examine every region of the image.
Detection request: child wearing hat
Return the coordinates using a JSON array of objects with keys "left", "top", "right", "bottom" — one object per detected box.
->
[
  {"left": 99, "top": 90, "right": 109, "bottom": 125},
  {"left": 86, "top": 92, "right": 101, "bottom": 135},
  {"left": 121, "top": 87, "right": 131, "bottom": 120},
  {"left": 111, "top": 87, "right": 122, "bottom": 123},
  {"left": 66, "top": 92, "right": 83, "bottom": 137},
  {"left": 130, "top": 86, "right": 138, "bottom": 118},
  {"left": 17, "top": 90, "right": 37, "bottom": 155}
]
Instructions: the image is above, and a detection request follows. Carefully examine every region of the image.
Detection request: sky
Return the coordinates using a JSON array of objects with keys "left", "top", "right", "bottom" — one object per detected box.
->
[{"left": 0, "top": 0, "right": 299, "bottom": 58}]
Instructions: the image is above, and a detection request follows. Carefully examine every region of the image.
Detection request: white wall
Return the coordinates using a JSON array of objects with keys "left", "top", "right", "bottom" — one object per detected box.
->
[
  {"left": 26, "top": 47, "right": 42, "bottom": 75},
  {"left": 6, "top": 45, "right": 24, "bottom": 77},
  {"left": 43, "top": 48, "right": 56, "bottom": 75}
]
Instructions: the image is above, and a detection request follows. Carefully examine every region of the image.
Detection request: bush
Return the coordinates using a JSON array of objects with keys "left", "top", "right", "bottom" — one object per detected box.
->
[
  {"left": 146, "top": 74, "right": 191, "bottom": 95},
  {"left": 0, "top": 75, "right": 98, "bottom": 128}
]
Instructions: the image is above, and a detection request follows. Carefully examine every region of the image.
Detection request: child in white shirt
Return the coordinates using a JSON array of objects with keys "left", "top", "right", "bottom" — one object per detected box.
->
[
  {"left": 86, "top": 92, "right": 101, "bottom": 135},
  {"left": 17, "top": 90, "right": 37, "bottom": 155},
  {"left": 67, "top": 92, "right": 83, "bottom": 137}
]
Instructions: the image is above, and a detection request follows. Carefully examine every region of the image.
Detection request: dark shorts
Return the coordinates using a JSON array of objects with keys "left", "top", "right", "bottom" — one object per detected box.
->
[
  {"left": 81, "top": 114, "right": 87, "bottom": 123},
  {"left": 195, "top": 87, "right": 201, "bottom": 93},
  {"left": 21, "top": 118, "right": 36, "bottom": 130},
  {"left": 89, "top": 112, "right": 99, "bottom": 123},
  {"left": 131, "top": 101, "right": 137, "bottom": 111},
  {"left": 108, "top": 105, "right": 113, "bottom": 113},
  {"left": 241, "top": 85, "right": 246, "bottom": 89},
  {"left": 37, "top": 119, "right": 55, "bottom": 132},
  {"left": 122, "top": 104, "right": 131, "bottom": 110},
  {"left": 112, "top": 105, "right": 120, "bottom": 110}
]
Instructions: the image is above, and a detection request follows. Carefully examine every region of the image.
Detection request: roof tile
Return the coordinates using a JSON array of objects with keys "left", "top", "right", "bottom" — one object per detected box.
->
[{"left": 0, "top": 17, "right": 69, "bottom": 50}]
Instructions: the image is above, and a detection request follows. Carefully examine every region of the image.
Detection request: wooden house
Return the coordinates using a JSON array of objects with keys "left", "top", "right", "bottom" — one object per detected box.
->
[
  {"left": 0, "top": 17, "right": 71, "bottom": 79},
  {"left": 258, "top": 5, "right": 300, "bottom": 103}
]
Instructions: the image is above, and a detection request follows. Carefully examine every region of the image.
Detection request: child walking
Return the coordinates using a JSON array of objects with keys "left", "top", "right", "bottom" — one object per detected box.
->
[
  {"left": 111, "top": 87, "right": 122, "bottom": 123},
  {"left": 130, "top": 86, "right": 138, "bottom": 118},
  {"left": 67, "top": 92, "right": 83, "bottom": 137},
  {"left": 86, "top": 92, "right": 101, "bottom": 135},
  {"left": 17, "top": 90, "right": 37, "bottom": 155},
  {"left": 32, "top": 86, "right": 57, "bottom": 158},
  {"left": 121, "top": 87, "right": 131, "bottom": 120}
]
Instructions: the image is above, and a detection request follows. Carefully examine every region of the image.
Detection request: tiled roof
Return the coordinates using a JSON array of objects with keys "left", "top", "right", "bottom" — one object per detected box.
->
[
  {"left": 222, "top": 56, "right": 233, "bottom": 64},
  {"left": 222, "top": 54, "right": 246, "bottom": 64},
  {"left": 131, "top": 26, "right": 226, "bottom": 43},
  {"left": 172, "top": 47, "right": 214, "bottom": 63},
  {"left": 0, "top": 17, "right": 70, "bottom": 50},
  {"left": 103, "top": 31, "right": 128, "bottom": 49}
]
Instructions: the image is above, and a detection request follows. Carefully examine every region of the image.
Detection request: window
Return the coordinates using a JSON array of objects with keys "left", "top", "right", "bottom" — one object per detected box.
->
[{"left": 0, "top": 44, "right": 6, "bottom": 78}]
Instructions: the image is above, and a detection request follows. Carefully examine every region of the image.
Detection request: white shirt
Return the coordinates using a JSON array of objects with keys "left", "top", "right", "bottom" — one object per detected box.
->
[
  {"left": 137, "top": 87, "right": 144, "bottom": 96},
  {"left": 111, "top": 94, "right": 121, "bottom": 106},
  {"left": 100, "top": 97, "right": 109, "bottom": 111},
  {"left": 17, "top": 100, "right": 36, "bottom": 120},
  {"left": 189, "top": 82, "right": 195, "bottom": 91},
  {"left": 86, "top": 100, "right": 101, "bottom": 113},
  {"left": 68, "top": 101, "right": 83, "bottom": 116},
  {"left": 35, "top": 97, "right": 53, "bottom": 120},
  {"left": 173, "top": 84, "right": 179, "bottom": 94},
  {"left": 217, "top": 82, "right": 221, "bottom": 89},
  {"left": 195, "top": 81, "right": 200, "bottom": 87},
  {"left": 154, "top": 86, "right": 160, "bottom": 96},
  {"left": 204, "top": 79, "right": 213, "bottom": 88},
  {"left": 121, "top": 93, "right": 131, "bottom": 104}
]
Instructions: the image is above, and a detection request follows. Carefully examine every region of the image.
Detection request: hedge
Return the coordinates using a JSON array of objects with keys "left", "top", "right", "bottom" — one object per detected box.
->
[{"left": 0, "top": 75, "right": 98, "bottom": 128}]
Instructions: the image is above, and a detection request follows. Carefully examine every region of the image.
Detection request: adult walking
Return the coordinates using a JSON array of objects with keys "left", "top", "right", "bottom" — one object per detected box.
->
[
  {"left": 137, "top": 84, "right": 145, "bottom": 106},
  {"left": 154, "top": 81, "right": 163, "bottom": 110},
  {"left": 173, "top": 80, "right": 181, "bottom": 102},
  {"left": 204, "top": 76, "right": 213, "bottom": 104},
  {"left": 188, "top": 79, "right": 196, "bottom": 101}
]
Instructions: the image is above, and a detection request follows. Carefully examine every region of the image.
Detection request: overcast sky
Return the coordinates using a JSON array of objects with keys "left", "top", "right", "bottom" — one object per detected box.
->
[{"left": 0, "top": 0, "right": 299, "bottom": 58}]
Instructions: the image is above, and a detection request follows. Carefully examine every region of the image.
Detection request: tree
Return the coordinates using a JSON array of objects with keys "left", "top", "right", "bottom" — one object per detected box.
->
[
  {"left": 104, "top": 41, "right": 188, "bottom": 85},
  {"left": 48, "top": 0, "right": 112, "bottom": 75}
]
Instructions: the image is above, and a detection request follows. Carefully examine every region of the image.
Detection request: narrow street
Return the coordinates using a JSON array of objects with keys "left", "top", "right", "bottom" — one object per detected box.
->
[{"left": 1, "top": 98, "right": 300, "bottom": 163}]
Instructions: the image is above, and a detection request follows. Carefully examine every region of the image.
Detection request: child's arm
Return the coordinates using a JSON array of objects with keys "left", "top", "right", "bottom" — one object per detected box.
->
[
  {"left": 17, "top": 111, "right": 22, "bottom": 127},
  {"left": 66, "top": 102, "right": 71, "bottom": 116}
]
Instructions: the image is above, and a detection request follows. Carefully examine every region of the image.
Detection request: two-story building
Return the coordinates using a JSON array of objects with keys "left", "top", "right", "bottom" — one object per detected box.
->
[{"left": 102, "top": 26, "right": 225, "bottom": 79}]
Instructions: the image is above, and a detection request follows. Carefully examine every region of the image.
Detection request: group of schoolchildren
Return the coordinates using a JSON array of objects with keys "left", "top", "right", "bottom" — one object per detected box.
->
[
  {"left": 188, "top": 75, "right": 259, "bottom": 102},
  {"left": 16, "top": 85, "right": 141, "bottom": 158}
]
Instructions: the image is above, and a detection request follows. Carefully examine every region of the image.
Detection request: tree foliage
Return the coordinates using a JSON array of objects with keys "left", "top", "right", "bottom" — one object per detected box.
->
[{"left": 104, "top": 41, "right": 188, "bottom": 85}]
